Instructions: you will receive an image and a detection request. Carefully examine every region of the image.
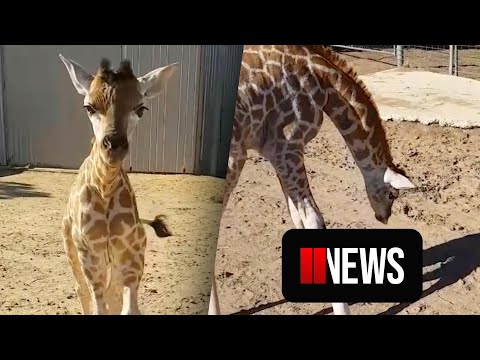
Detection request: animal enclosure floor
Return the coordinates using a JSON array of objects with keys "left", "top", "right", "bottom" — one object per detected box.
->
[
  {"left": 0, "top": 169, "right": 225, "bottom": 315},
  {"left": 359, "top": 69, "right": 480, "bottom": 128},
  {"left": 214, "top": 51, "right": 480, "bottom": 315}
]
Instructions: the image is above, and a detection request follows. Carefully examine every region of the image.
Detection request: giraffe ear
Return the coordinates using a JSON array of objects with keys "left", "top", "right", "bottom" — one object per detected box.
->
[
  {"left": 59, "top": 54, "right": 93, "bottom": 96},
  {"left": 137, "top": 62, "right": 179, "bottom": 99},
  {"left": 384, "top": 167, "right": 416, "bottom": 190}
]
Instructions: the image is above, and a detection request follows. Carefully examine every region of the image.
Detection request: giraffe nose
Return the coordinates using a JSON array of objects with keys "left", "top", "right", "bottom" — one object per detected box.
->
[
  {"left": 102, "top": 134, "right": 128, "bottom": 151},
  {"left": 375, "top": 213, "right": 389, "bottom": 224}
]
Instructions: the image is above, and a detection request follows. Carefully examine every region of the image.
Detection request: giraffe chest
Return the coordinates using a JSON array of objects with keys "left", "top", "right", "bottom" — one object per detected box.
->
[{"left": 72, "top": 185, "right": 139, "bottom": 243}]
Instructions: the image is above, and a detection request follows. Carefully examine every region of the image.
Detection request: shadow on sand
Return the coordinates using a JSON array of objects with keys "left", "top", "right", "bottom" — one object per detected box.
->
[
  {"left": 0, "top": 167, "right": 27, "bottom": 178},
  {"left": 378, "top": 232, "right": 480, "bottom": 315},
  {"left": 0, "top": 166, "right": 50, "bottom": 199},
  {"left": 0, "top": 181, "right": 50, "bottom": 199}
]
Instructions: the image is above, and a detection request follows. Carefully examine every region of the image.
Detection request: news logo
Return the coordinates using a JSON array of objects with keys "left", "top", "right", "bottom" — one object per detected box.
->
[{"left": 282, "top": 229, "right": 423, "bottom": 303}]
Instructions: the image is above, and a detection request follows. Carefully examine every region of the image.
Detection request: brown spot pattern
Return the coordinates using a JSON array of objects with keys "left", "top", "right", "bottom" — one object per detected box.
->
[
  {"left": 118, "top": 188, "right": 132, "bottom": 208},
  {"left": 86, "top": 220, "right": 107, "bottom": 240},
  {"left": 110, "top": 213, "right": 135, "bottom": 236}
]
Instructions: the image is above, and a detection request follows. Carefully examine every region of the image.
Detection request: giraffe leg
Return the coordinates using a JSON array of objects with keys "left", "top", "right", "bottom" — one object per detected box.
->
[
  {"left": 265, "top": 146, "right": 326, "bottom": 230},
  {"left": 222, "top": 143, "right": 247, "bottom": 209},
  {"left": 104, "top": 265, "right": 123, "bottom": 315},
  {"left": 265, "top": 145, "right": 351, "bottom": 316},
  {"left": 208, "top": 279, "right": 220, "bottom": 315},
  {"left": 278, "top": 178, "right": 305, "bottom": 229},
  {"left": 62, "top": 232, "right": 92, "bottom": 315},
  {"left": 119, "top": 234, "right": 146, "bottom": 315},
  {"left": 76, "top": 246, "right": 109, "bottom": 315},
  {"left": 208, "top": 143, "right": 247, "bottom": 315}
]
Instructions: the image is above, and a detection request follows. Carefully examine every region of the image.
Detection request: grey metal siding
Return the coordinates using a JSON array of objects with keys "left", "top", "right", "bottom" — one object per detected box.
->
[
  {"left": 197, "top": 45, "right": 243, "bottom": 178},
  {"left": 123, "top": 45, "right": 202, "bottom": 174}
]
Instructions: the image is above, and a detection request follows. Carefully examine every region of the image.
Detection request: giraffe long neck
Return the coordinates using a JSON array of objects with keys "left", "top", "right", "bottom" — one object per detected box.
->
[
  {"left": 313, "top": 50, "right": 396, "bottom": 176},
  {"left": 86, "top": 140, "right": 123, "bottom": 199}
]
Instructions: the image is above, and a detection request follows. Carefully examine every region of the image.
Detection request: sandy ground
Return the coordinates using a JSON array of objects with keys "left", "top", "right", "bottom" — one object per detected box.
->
[
  {"left": 214, "top": 51, "right": 480, "bottom": 315},
  {"left": 360, "top": 69, "right": 480, "bottom": 128},
  {"left": 0, "top": 168, "right": 224, "bottom": 315}
]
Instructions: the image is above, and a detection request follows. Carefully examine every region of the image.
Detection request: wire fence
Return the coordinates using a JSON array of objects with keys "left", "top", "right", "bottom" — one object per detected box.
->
[{"left": 331, "top": 45, "right": 480, "bottom": 81}]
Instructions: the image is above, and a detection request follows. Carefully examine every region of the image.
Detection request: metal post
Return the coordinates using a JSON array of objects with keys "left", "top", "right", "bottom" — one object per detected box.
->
[
  {"left": 0, "top": 45, "right": 6, "bottom": 165},
  {"left": 454, "top": 45, "right": 458, "bottom": 76},
  {"left": 449, "top": 45, "right": 454, "bottom": 75},
  {"left": 396, "top": 45, "right": 404, "bottom": 67}
]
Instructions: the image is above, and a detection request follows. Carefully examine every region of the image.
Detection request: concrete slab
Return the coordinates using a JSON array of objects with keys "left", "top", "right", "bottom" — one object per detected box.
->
[{"left": 358, "top": 69, "right": 480, "bottom": 129}]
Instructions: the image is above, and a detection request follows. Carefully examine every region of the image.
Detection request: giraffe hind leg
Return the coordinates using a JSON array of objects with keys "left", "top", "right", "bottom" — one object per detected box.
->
[
  {"left": 222, "top": 142, "right": 247, "bottom": 209},
  {"left": 208, "top": 143, "right": 247, "bottom": 315}
]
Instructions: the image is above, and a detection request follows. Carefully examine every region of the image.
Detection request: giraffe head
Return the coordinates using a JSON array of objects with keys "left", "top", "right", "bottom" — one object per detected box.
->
[
  {"left": 59, "top": 54, "right": 179, "bottom": 167},
  {"left": 365, "top": 167, "right": 416, "bottom": 224}
]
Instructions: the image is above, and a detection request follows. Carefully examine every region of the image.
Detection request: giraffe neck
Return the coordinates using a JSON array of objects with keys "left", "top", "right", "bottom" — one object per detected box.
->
[
  {"left": 85, "top": 139, "right": 123, "bottom": 199},
  {"left": 310, "top": 47, "right": 397, "bottom": 178}
]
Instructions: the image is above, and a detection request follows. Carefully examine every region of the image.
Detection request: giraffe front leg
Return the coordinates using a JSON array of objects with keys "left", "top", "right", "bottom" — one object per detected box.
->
[
  {"left": 119, "top": 232, "right": 146, "bottom": 315},
  {"left": 267, "top": 148, "right": 351, "bottom": 316},
  {"left": 266, "top": 147, "right": 326, "bottom": 230},
  {"left": 63, "top": 230, "right": 92, "bottom": 315},
  {"left": 208, "top": 279, "right": 220, "bottom": 315},
  {"left": 77, "top": 245, "right": 109, "bottom": 315}
]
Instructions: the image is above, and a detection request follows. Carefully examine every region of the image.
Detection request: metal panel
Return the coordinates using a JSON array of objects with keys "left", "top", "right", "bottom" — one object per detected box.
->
[
  {"left": 197, "top": 45, "right": 243, "bottom": 178},
  {"left": 123, "top": 45, "right": 202, "bottom": 174},
  {"left": 2, "top": 45, "right": 121, "bottom": 169},
  {"left": 0, "top": 46, "right": 6, "bottom": 165}
]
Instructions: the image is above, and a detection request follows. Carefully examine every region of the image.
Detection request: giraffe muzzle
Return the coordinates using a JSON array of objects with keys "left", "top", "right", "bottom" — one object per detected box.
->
[
  {"left": 103, "top": 134, "right": 128, "bottom": 151},
  {"left": 102, "top": 134, "right": 129, "bottom": 164},
  {"left": 375, "top": 213, "right": 389, "bottom": 224}
]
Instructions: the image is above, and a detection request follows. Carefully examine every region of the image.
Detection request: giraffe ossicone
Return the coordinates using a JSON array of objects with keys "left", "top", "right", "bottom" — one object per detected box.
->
[
  {"left": 209, "top": 45, "right": 416, "bottom": 316},
  {"left": 60, "top": 54, "right": 178, "bottom": 315}
]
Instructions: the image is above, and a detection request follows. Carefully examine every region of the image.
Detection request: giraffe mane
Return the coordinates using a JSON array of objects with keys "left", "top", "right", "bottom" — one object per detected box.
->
[{"left": 303, "top": 45, "right": 405, "bottom": 175}]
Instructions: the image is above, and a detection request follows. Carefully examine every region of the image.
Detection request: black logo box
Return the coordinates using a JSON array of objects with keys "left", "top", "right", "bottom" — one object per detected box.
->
[{"left": 282, "top": 229, "right": 423, "bottom": 303}]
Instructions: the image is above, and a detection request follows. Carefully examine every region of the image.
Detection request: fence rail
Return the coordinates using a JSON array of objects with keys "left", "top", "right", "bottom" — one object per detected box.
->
[{"left": 331, "top": 45, "right": 480, "bottom": 81}]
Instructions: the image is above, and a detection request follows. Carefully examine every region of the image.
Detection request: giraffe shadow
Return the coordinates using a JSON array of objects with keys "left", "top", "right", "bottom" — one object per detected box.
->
[
  {"left": 379, "top": 232, "right": 480, "bottom": 315},
  {"left": 0, "top": 181, "right": 50, "bottom": 199}
]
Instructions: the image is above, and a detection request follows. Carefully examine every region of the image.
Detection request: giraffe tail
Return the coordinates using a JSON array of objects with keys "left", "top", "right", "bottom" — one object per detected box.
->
[{"left": 141, "top": 215, "right": 173, "bottom": 238}]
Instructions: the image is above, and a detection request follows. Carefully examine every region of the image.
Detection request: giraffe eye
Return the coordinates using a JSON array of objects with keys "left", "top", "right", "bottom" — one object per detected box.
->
[
  {"left": 135, "top": 105, "right": 148, "bottom": 118},
  {"left": 83, "top": 105, "right": 96, "bottom": 116}
]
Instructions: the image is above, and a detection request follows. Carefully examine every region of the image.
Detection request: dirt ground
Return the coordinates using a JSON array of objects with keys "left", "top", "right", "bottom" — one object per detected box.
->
[
  {"left": 214, "top": 51, "right": 480, "bottom": 315},
  {"left": 0, "top": 168, "right": 224, "bottom": 315}
]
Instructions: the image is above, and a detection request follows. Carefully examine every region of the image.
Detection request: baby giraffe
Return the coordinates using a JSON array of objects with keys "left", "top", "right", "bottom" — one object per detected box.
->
[{"left": 60, "top": 55, "right": 178, "bottom": 315}]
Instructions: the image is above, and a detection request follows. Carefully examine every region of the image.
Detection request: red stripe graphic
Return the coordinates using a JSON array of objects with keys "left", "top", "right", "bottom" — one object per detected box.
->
[
  {"left": 300, "top": 248, "right": 313, "bottom": 284},
  {"left": 314, "top": 248, "right": 327, "bottom": 284}
]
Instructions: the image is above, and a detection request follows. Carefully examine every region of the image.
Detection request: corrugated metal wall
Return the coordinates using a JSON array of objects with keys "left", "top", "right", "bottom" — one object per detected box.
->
[
  {"left": 197, "top": 45, "right": 244, "bottom": 178},
  {"left": 0, "top": 45, "right": 243, "bottom": 177},
  {"left": 122, "top": 45, "right": 202, "bottom": 174}
]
